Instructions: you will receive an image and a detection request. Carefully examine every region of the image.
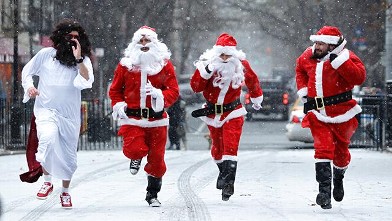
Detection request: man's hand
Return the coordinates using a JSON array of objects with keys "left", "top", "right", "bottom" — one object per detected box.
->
[
  {"left": 145, "top": 82, "right": 162, "bottom": 99},
  {"left": 330, "top": 53, "right": 337, "bottom": 62},
  {"left": 72, "top": 38, "right": 82, "bottom": 60},
  {"left": 112, "top": 102, "right": 128, "bottom": 120},
  {"left": 252, "top": 103, "right": 262, "bottom": 110},
  {"left": 27, "top": 87, "right": 40, "bottom": 98},
  {"left": 301, "top": 96, "right": 307, "bottom": 104}
]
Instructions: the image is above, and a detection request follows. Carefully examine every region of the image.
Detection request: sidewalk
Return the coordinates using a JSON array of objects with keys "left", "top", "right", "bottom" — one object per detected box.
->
[{"left": 1, "top": 148, "right": 391, "bottom": 221}]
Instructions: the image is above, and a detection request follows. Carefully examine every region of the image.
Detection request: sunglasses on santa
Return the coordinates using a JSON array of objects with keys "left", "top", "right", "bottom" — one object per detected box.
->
[{"left": 65, "top": 34, "right": 80, "bottom": 41}]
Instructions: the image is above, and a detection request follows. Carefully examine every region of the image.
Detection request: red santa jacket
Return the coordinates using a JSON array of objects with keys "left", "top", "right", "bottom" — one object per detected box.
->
[
  {"left": 109, "top": 60, "right": 179, "bottom": 127},
  {"left": 190, "top": 60, "right": 263, "bottom": 127},
  {"left": 295, "top": 47, "right": 366, "bottom": 124}
]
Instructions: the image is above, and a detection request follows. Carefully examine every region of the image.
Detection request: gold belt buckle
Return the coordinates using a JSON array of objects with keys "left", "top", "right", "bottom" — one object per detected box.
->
[
  {"left": 315, "top": 96, "right": 325, "bottom": 110},
  {"left": 141, "top": 108, "right": 149, "bottom": 118},
  {"left": 215, "top": 104, "right": 223, "bottom": 115}
]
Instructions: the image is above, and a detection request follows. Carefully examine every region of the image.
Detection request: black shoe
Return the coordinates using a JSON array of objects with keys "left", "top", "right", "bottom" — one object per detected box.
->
[
  {"left": 147, "top": 197, "right": 161, "bottom": 207},
  {"left": 316, "top": 193, "right": 332, "bottom": 209},
  {"left": 129, "top": 159, "right": 142, "bottom": 175},
  {"left": 145, "top": 192, "right": 161, "bottom": 207},
  {"left": 216, "top": 163, "right": 224, "bottom": 190},
  {"left": 315, "top": 162, "right": 332, "bottom": 209},
  {"left": 333, "top": 167, "right": 346, "bottom": 202},
  {"left": 222, "top": 183, "right": 234, "bottom": 201}
]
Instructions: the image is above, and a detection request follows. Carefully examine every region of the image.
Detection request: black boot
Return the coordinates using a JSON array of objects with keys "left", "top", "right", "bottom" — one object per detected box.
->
[
  {"left": 221, "top": 160, "right": 237, "bottom": 201},
  {"left": 145, "top": 175, "right": 162, "bottom": 207},
  {"left": 333, "top": 167, "right": 346, "bottom": 202},
  {"left": 216, "top": 162, "right": 224, "bottom": 189},
  {"left": 315, "top": 162, "right": 332, "bottom": 209}
]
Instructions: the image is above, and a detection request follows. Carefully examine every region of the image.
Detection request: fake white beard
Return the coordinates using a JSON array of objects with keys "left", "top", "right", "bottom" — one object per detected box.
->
[
  {"left": 121, "top": 42, "right": 169, "bottom": 75},
  {"left": 211, "top": 57, "right": 244, "bottom": 89}
]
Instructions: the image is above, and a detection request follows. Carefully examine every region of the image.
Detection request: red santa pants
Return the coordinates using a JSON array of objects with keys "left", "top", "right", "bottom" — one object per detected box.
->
[
  {"left": 208, "top": 117, "right": 244, "bottom": 161},
  {"left": 303, "top": 113, "right": 358, "bottom": 168},
  {"left": 118, "top": 125, "right": 167, "bottom": 178}
]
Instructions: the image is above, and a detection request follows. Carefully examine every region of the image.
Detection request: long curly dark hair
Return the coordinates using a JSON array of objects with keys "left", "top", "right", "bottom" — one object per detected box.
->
[{"left": 50, "top": 19, "right": 91, "bottom": 67}]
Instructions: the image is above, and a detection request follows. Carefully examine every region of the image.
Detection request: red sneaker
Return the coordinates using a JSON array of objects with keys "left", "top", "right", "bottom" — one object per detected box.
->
[
  {"left": 60, "top": 192, "right": 72, "bottom": 209},
  {"left": 36, "top": 182, "right": 53, "bottom": 200}
]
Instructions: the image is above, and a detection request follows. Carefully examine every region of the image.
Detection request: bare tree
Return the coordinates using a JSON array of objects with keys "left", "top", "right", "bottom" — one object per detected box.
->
[{"left": 224, "top": 0, "right": 386, "bottom": 88}]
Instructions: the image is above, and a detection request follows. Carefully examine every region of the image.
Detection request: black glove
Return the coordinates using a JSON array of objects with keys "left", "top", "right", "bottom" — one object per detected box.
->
[{"left": 330, "top": 54, "right": 337, "bottom": 62}]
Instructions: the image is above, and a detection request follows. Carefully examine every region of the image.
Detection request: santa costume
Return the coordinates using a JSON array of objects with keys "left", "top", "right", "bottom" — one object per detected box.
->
[
  {"left": 109, "top": 26, "right": 179, "bottom": 206},
  {"left": 295, "top": 26, "right": 366, "bottom": 209},
  {"left": 191, "top": 33, "right": 263, "bottom": 201},
  {"left": 19, "top": 114, "right": 42, "bottom": 183}
]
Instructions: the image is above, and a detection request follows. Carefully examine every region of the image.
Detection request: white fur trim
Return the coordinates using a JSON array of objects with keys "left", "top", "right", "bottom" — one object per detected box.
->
[
  {"left": 330, "top": 39, "right": 347, "bottom": 55},
  {"left": 331, "top": 49, "right": 349, "bottom": 69},
  {"left": 200, "top": 107, "right": 247, "bottom": 128},
  {"left": 151, "top": 90, "right": 164, "bottom": 112},
  {"left": 315, "top": 62, "right": 324, "bottom": 97},
  {"left": 315, "top": 159, "right": 332, "bottom": 163},
  {"left": 195, "top": 61, "right": 212, "bottom": 80},
  {"left": 333, "top": 164, "right": 348, "bottom": 170},
  {"left": 118, "top": 117, "right": 169, "bottom": 127},
  {"left": 310, "top": 35, "right": 340, "bottom": 44},
  {"left": 214, "top": 159, "right": 224, "bottom": 164},
  {"left": 309, "top": 104, "right": 362, "bottom": 124},
  {"left": 250, "top": 95, "right": 263, "bottom": 106},
  {"left": 212, "top": 45, "right": 246, "bottom": 60},
  {"left": 297, "top": 87, "right": 308, "bottom": 98},
  {"left": 132, "top": 28, "right": 158, "bottom": 43},
  {"left": 222, "top": 155, "right": 238, "bottom": 161}
]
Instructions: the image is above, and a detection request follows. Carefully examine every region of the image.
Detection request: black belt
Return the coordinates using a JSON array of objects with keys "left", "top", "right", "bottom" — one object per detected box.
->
[
  {"left": 304, "top": 91, "right": 352, "bottom": 114},
  {"left": 191, "top": 99, "right": 241, "bottom": 118},
  {"left": 126, "top": 108, "right": 164, "bottom": 119}
]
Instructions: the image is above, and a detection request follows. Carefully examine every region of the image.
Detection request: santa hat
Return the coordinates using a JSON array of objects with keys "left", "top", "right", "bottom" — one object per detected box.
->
[
  {"left": 212, "top": 33, "right": 245, "bottom": 59},
  {"left": 132, "top": 25, "right": 158, "bottom": 43},
  {"left": 309, "top": 26, "right": 343, "bottom": 45}
]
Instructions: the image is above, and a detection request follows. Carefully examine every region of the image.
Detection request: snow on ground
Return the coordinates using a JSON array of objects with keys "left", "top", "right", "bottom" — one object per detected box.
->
[{"left": 0, "top": 148, "right": 391, "bottom": 221}]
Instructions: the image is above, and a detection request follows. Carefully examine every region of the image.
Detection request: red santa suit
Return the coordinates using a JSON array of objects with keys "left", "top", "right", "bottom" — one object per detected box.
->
[
  {"left": 109, "top": 26, "right": 179, "bottom": 178},
  {"left": 295, "top": 26, "right": 366, "bottom": 168},
  {"left": 191, "top": 33, "right": 263, "bottom": 201},
  {"left": 191, "top": 33, "right": 263, "bottom": 163}
]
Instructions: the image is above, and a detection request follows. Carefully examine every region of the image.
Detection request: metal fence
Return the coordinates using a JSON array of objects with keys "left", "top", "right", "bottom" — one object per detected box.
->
[
  {"left": 351, "top": 95, "right": 387, "bottom": 150},
  {"left": 0, "top": 95, "right": 390, "bottom": 152}
]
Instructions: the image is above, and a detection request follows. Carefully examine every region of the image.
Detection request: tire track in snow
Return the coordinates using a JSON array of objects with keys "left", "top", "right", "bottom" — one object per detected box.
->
[{"left": 177, "top": 158, "right": 212, "bottom": 221}]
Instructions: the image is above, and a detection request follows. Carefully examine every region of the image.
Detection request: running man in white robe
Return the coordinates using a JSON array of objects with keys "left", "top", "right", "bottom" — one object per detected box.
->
[{"left": 21, "top": 19, "right": 94, "bottom": 209}]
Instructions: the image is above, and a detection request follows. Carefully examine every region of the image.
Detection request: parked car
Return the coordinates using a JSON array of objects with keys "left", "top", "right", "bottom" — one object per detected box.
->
[
  {"left": 179, "top": 83, "right": 204, "bottom": 105},
  {"left": 285, "top": 98, "right": 314, "bottom": 143},
  {"left": 243, "top": 78, "right": 295, "bottom": 121}
]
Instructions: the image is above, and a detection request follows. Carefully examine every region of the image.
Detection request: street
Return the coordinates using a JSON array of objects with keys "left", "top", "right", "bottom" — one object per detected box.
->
[
  {"left": 1, "top": 106, "right": 391, "bottom": 221},
  {"left": 1, "top": 148, "right": 391, "bottom": 221}
]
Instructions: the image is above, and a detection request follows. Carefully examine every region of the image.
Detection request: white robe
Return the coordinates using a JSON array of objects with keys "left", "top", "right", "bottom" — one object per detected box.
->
[{"left": 21, "top": 47, "right": 94, "bottom": 180}]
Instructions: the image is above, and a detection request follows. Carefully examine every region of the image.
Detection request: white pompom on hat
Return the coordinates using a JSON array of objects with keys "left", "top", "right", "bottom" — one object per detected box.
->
[
  {"left": 132, "top": 25, "right": 158, "bottom": 43},
  {"left": 309, "top": 26, "right": 343, "bottom": 45}
]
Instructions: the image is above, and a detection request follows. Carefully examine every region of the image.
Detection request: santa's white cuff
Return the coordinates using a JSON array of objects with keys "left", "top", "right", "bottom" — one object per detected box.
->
[
  {"left": 151, "top": 90, "right": 164, "bottom": 112},
  {"left": 331, "top": 49, "right": 349, "bottom": 69},
  {"left": 297, "top": 87, "right": 308, "bottom": 98},
  {"left": 250, "top": 95, "right": 263, "bottom": 106}
]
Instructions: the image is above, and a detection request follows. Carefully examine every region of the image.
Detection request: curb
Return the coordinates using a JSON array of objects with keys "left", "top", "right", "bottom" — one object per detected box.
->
[{"left": 0, "top": 150, "right": 25, "bottom": 156}]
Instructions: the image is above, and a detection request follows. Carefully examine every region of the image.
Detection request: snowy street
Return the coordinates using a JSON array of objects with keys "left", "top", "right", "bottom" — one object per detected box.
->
[{"left": 1, "top": 147, "right": 391, "bottom": 221}]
